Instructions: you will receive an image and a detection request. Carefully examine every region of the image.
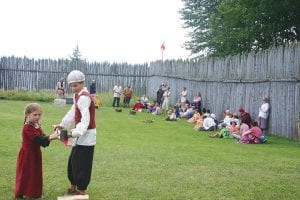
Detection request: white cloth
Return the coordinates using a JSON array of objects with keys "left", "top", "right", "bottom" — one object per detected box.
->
[
  {"left": 169, "top": 113, "right": 177, "bottom": 120},
  {"left": 113, "top": 85, "right": 122, "bottom": 98},
  {"left": 60, "top": 88, "right": 96, "bottom": 146},
  {"left": 203, "top": 117, "right": 216, "bottom": 130},
  {"left": 258, "top": 102, "right": 270, "bottom": 119},
  {"left": 162, "top": 90, "right": 170, "bottom": 110},
  {"left": 152, "top": 107, "right": 161, "bottom": 115},
  {"left": 141, "top": 96, "right": 148, "bottom": 104},
  {"left": 180, "top": 90, "right": 187, "bottom": 103},
  {"left": 193, "top": 96, "right": 201, "bottom": 103}
]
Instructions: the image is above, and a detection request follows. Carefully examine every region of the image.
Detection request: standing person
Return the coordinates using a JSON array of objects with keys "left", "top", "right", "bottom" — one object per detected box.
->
[
  {"left": 162, "top": 87, "right": 171, "bottom": 114},
  {"left": 156, "top": 85, "right": 164, "bottom": 106},
  {"left": 257, "top": 96, "right": 270, "bottom": 136},
  {"left": 112, "top": 82, "right": 122, "bottom": 107},
  {"left": 193, "top": 91, "right": 202, "bottom": 114},
  {"left": 56, "top": 77, "right": 66, "bottom": 99},
  {"left": 53, "top": 70, "right": 96, "bottom": 196},
  {"left": 15, "top": 103, "right": 59, "bottom": 199},
  {"left": 123, "top": 85, "right": 133, "bottom": 108},
  {"left": 161, "top": 83, "right": 168, "bottom": 92},
  {"left": 180, "top": 87, "right": 188, "bottom": 107},
  {"left": 89, "top": 80, "right": 96, "bottom": 100}
]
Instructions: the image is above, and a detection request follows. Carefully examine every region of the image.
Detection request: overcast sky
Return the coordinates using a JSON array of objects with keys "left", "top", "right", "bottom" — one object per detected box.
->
[{"left": 0, "top": 0, "right": 191, "bottom": 64}]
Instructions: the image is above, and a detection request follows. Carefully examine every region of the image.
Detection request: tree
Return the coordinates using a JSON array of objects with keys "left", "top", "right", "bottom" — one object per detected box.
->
[
  {"left": 69, "top": 45, "right": 86, "bottom": 68},
  {"left": 180, "top": 0, "right": 300, "bottom": 57},
  {"left": 180, "top": 0, "right": 221, "bottom": 56}
]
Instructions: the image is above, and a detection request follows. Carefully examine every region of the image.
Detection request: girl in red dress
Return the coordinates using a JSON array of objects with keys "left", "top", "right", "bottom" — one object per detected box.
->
[{"left": 15, "top": 103, "right": 59, "bottom": 199}]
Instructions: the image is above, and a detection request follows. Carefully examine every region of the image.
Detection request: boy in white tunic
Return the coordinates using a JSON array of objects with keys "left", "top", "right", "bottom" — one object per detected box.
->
[{"left": 54, "top": 70, "right": 96, "bottom": 196}]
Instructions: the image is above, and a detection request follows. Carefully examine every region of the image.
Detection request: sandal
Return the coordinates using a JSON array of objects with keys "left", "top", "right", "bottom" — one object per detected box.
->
[
  {"left": 67, "top": 187, "right": 76, "bottom": 195},
  {"left": 74, "top": 189, "right": 86, "bottom": 195}
]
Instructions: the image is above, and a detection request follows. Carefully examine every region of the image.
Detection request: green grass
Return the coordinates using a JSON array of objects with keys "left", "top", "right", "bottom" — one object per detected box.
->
[{"left": 0, "top": 99, "right": 300, "bottom": 200}]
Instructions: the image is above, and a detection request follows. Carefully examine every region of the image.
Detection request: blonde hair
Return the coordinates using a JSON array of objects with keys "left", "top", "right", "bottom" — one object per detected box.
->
[{"left": 24, "top": 103, "right": 42, "bottom": 124}]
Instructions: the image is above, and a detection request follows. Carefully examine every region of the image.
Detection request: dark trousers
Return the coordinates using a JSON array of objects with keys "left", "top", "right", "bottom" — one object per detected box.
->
[
  {"left": 124, "top": 97, "right": 131, "bottom": 107},
  {"left": 113, "top": 97, "right": 120, "bottom": 107},
  {"left": 68, "top": 145, "right": 94, "bottom": 190}
]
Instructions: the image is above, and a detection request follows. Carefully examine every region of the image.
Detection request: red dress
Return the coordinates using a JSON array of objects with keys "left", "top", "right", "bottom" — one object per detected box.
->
[{"left": 15, "top": 123, "right": 46, "bottom": 198}]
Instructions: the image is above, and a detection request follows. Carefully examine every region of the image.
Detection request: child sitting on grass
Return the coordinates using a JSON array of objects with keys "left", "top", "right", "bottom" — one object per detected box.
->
[
  {"left": 133, "top": 99, "right": 143, "bottom": 112},
  {"left": 165, "top": 108, "right": 178, "bottom": 121},
  {"left": 209, "top": 124, "right": 230, "bottom": 138}
]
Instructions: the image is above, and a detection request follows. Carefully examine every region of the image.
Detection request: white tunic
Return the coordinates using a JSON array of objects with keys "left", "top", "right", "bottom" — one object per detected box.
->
[{"left": 60, "top": 88, "right": 96, "bottom": 146}]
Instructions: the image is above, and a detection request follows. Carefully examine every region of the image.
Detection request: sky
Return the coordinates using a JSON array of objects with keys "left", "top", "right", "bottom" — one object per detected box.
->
[{"left": 0, "top": 0, "right": 191, "bottom": 64}]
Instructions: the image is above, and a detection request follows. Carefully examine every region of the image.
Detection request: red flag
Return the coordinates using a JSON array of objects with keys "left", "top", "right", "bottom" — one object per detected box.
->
[{"left": 161, "top": 43, "right": 165, "bottom": 51}]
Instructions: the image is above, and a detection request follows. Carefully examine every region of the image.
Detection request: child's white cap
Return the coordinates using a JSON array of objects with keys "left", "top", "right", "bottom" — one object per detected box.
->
[{"left": 67, "top": 70, "right": 85, "bottom": 84}]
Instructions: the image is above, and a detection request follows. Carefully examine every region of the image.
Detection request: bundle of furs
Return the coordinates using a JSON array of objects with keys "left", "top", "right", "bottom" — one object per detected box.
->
[
  {"left": 115, "top": 108, "right": 122, "bottom": 112},
  {"left": 130, "top": 110, "right": 136, "bottom": 115},
  {"left": 59, "top": 129, "right": 69, "bottom": 142},
  {"left": 142, "top": 119, "right": 154, "bottom": 123}
]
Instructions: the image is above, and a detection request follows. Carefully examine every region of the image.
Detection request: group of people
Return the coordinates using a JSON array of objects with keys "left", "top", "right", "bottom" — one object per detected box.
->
[
  {"left": 148, "top": 84, "right": 270, "bottom": 145},
  {"left": 67, "top": 80, "right": 270, "bottom": 145},
  {"left": 16, "top": 70, "right": 96, "bottom": 199},
  {"left": 112, "top": 82, "right": 135, "bottom": 108},
  {"left": 19, "top": 77, "right": 270, "bottom": 199},
  {"left": 194, "top": 97, "right": 270, "bottom": 144}
]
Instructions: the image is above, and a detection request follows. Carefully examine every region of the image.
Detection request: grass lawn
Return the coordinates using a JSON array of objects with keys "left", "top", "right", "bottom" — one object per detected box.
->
[{"left": 0, "top": 99, "right": 300, "bottom": 200}]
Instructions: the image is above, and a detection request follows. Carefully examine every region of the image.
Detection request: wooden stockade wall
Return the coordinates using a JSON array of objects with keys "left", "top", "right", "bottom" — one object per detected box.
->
[
  {"left": 0, "top": 57, "right": 149, "bottom": 94},
  {"left": 1, "top": 43, "right": 300, "bottom": 139}
]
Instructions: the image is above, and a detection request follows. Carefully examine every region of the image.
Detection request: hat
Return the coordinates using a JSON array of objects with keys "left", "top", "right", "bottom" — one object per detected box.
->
[
  {"left": 239, "top": 108, "right": 245, "bottom": 113},
  {"left": 67, "top": 70, "right": 85, "bottom": 84}
]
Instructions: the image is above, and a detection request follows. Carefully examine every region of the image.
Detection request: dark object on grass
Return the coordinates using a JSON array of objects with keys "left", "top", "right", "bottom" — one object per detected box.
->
[
  {"left": 130, "top": 110, "right": 136, "bottom": 115},
  {"left": 142, "top": 119, "right": 154, "bottom": 123},
  {"left": 115, "top": 108, "right": 122, "bottom": 112}
]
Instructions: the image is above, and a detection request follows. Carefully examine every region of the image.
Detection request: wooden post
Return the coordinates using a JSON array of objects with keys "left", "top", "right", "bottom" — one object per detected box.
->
[{"left": 297, "top": 121, "right": 300, "bottom": 144}]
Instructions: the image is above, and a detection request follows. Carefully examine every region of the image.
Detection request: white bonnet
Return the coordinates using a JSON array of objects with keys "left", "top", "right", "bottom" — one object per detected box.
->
[{"left": 67, "top": 70, "right": 85, "bottom": 84}]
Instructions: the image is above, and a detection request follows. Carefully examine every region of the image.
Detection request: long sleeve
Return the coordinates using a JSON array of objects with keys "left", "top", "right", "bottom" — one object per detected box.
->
[
  {"left": 258, "top": 103, "right": 270, "bottom": 119},
  {"left": 61, "top": 103, "right": 75, "bottom": 129},
  {"left": 34, "top": 135, "right": 50, "bottom": 148},
  {"left": 71, "top": 95, "right": 91, "bottom": 138},
  {"left": 260, "top": 103, "right": 269, "bottom": 113}
]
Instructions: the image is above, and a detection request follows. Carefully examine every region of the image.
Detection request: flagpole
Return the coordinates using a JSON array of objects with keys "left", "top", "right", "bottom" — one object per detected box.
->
[
  {"left": 161, "top": 42, "right": 165, "bottom": 65},
  {"left": 161, "top": 49, "right": 164, "bottom": 64}
]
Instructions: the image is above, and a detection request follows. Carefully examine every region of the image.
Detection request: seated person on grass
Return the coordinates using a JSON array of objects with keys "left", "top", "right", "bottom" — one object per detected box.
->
[
  {"left": 140, "top": 94, "right": 149, "bottom": 109},
  {"left": 133, "top": 99, "right": 143, "bottom": 112},
  {"left": 165, "top": 109, "right": 178, "bottom": 121},
  {"left": 147, "top": 101, "right": 156, "bottom": 113},
  {"left": 180, "top": 104, "right": 195, "bottom": 119},
  {"left": 151, "top": 102, "right": 161, "bottom": 115},
  {"left": 187, "top": 109, "right": 201, "bottom": 123},
  {"left": 198, "top": 115, "right": 216, "bottom": 131},
  {"left": 238, "top": 121, "right": 264, "bottom": 144},
  {"left": 209, "top": 124, "right": 230, "bottom": 138},
  {"left": 239, "top": 108, "right": 252, "bottom": 127}
]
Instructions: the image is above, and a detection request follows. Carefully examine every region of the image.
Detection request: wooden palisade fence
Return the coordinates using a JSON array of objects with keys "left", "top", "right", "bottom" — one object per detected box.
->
[{"left": 1, "top": 43, "right": 300, "bottom": 140}]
